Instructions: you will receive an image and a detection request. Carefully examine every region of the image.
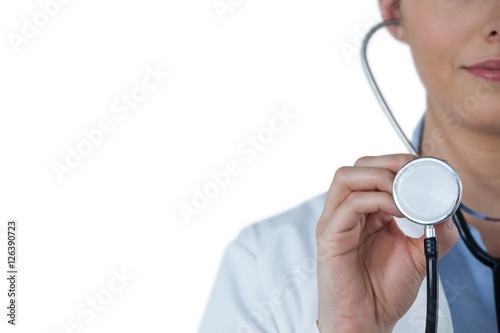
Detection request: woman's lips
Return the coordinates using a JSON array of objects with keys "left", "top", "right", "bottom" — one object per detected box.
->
[{"left": 464, "top": 59, "right": 500, "bottom": 83}]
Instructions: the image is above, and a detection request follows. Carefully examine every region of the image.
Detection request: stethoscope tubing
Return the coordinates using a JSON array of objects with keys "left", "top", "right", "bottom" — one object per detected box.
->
[
  {"left": 453, "top": 209, "right": 500, "bottom": 331},
  {"left": 360, "top": 18, "right": 418, "bottom": 155}
]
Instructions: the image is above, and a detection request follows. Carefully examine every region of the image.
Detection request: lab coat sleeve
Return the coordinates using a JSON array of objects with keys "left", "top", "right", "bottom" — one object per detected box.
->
[{"left": 197, "top": 224, "right": 320, "bottom": 333}]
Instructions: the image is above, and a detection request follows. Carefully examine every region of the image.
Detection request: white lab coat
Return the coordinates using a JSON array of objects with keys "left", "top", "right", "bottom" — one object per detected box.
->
[{"left": 198, "top": 192, "right": 454, "bottom": 332}]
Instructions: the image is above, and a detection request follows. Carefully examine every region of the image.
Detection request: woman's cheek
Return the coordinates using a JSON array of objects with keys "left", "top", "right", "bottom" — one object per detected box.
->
[{"left": 408, "top": 19, "right": 463, "bottom": 93}]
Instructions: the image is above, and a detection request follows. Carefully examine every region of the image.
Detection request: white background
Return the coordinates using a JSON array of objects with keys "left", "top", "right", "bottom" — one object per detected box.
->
[{"left": 0, "top": 0, "right": 425, "bottom": 332}]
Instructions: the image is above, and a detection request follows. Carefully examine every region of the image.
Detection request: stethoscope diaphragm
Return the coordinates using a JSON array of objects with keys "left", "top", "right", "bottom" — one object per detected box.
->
[{"left": 393, "top": 157, "right": 463, "bottom": 225}]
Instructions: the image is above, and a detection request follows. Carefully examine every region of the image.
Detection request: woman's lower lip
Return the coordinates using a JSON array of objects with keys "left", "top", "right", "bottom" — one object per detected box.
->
[{"left": 465, "top": 68, "right": 500, "bottom": 83}]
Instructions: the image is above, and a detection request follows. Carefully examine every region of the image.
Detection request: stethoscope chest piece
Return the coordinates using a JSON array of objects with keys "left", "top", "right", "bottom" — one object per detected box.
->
[{"left": 393, "top": 157, "right": 463, "bottom": 225}]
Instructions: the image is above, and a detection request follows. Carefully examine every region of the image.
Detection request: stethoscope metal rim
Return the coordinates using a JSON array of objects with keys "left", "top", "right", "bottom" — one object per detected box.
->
[{"left": 393, "top": 156, "right": 463, "bottom": 225}]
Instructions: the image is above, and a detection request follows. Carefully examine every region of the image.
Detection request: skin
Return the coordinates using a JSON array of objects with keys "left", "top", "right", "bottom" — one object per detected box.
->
[{"left": 316, "top": 0, "right": 500, "bottom": 332}]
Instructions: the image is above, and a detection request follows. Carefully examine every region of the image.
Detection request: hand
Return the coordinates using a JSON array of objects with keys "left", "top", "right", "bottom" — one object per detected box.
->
[{"left": 315, "top": 154, "right": 459, "bottom": 333}]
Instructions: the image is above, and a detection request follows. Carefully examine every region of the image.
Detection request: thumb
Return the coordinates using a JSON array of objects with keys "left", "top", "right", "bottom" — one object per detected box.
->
[{"left": 433, "top": 217, "right": 459, "bottom": 258}]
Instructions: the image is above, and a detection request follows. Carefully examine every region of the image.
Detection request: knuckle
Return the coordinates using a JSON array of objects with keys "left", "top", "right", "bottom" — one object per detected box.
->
[
  {"left": 354, "top": 155, "right": 371, "bottom": 166},
  {"left": 394, "top": 153, "right": 417, "bottom": 165},
  {"left": 343, "top": 191, "right": 361, "bottom": 211},
  {"left": 317, "top": 227, "right": 338, "bottom": 250},
  {"left": 315, "top": 223, "right": 334, "bottom": 250},
  {"left": 315, "top": 218, "right": 326, "bottom": 238},
  {"left": 380, "top": 168, "right": 395, "bottom": 184},
  {"left": 322, "top": 232, "right": 338, "bottom": 248},
  {"left": 333, "top": 166, "right": 351, "bottom": 182}
]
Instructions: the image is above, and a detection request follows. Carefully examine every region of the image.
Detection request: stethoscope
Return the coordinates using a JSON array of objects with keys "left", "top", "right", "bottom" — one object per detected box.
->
[{"left": 361, "top": 19, "right": 500, "bottom": 333}]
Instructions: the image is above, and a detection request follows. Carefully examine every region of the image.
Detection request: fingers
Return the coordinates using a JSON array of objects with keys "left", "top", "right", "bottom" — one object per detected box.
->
[
  {"left": 317, "top": 191, "right": 403, "bottom": 257},
  {"left": 315, "top": 154, "right": 432, "bottom": 331},
  {"left": 319, "top": 154, "right": 417, "bottom": 230},
  {"left": 320, "top": 167, "right": 396, "bottom": 220},
  {"left": 353, "top": 154, "right": 418, "bottom": 171}
]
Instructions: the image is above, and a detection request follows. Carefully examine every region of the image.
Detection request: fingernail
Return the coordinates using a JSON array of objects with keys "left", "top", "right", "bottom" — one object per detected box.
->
[{"left": 447, "top": 218, "right": 453, "bottom": 229}]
